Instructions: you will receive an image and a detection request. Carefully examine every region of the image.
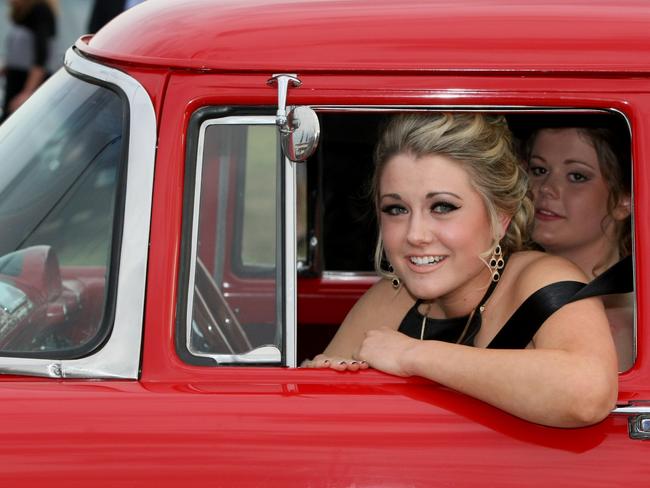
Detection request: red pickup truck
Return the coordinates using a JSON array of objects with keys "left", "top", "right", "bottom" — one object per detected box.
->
[{"left": 0, "top": 0, "right": 648, "bottom": 485}]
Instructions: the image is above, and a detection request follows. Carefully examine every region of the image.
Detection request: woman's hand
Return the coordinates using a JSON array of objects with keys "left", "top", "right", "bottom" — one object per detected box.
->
[
  {"left": 301, "top": 354, "right": 369, "bottom": 371},
  {"left": 356, "top": 327, "right": 419, "bottom": 377},
  {"left": 302, "top": 329, "right": 418, "bottom": 375}
]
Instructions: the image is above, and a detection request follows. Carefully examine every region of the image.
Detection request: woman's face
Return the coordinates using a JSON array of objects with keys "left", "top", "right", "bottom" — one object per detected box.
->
[
  {"left": 528, "top": 128, "right": 615, "bottom": 259},
  {"left": 379, "top": 153, "right": 495, "bottom": 305}
]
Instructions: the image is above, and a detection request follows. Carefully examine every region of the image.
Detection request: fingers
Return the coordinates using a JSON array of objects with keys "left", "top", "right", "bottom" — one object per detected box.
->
[
  {"left": 329, "top": 359, "right": 369, "bottom": 372},
  {"left": 301, "top": 354, "right": 369, "bottom": 371},
  {"left": 301, "top": 354, "right": 331, "bottom": 368}
]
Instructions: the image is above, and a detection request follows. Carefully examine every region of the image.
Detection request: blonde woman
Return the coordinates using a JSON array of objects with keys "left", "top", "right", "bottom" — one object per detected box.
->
[{"left": 304, "top": 113, "right": 618, "bottom": 428}]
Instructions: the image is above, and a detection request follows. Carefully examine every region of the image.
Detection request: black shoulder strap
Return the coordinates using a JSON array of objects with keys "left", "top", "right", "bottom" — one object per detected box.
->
[
  {"left": 569, "top": 255, "right": 633, "bottom": 302},
  {"left": 488, "top": 255, "right": 633, "bottom": 349},
  {"left": 487, "top": 281, "right": 584, "bottom": 349}
]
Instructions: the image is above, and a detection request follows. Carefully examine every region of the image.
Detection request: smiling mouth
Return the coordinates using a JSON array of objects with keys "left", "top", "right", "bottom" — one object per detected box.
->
[
  {"left": 535, "top": 208, "right": 564, "bottom": 219},
  {"left": 409, "top": 255, "right": 446, "bottom": 266}
]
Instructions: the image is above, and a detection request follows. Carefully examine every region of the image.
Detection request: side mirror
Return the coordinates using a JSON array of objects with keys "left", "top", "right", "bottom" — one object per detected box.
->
[
  {"left": 267, "top": 74, "right": 320, "bottom": 162},
  {"left": 280, "top": 106, "right": 320, "bottom": 162}
]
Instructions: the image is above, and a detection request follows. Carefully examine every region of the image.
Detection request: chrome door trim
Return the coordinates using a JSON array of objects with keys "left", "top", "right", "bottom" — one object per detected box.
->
[
  {"left": 284, "top": 156, "right": 297, "bottom": 367},
  {"left": 0, "top": 47, "right": 157, "bottom": 379},
  {"left": 186, "top": 116, "right": 295, "bottom": 366}
]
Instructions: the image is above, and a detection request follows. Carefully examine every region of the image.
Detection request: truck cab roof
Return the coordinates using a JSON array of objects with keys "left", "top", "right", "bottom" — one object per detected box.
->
[{"left": 81, "top": 0, "right": 650, "bottom": 74}]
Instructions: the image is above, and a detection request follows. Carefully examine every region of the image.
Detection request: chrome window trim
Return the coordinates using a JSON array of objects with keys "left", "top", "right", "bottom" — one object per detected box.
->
[
  {"left": 322, "top": 271, "right": 379, "bottom": 281},
  {"left": 186, "top": 116, "right": 294, "bottom": 365},
  {"left": 308, "top": 105, "right": 636, "bottom": 371},
  {"left": 601, "top": 107, "right": 638, "bottom": 370},
  {"left": 285, "top": 158, "right": 297, "bottom": 367},
  {"left": 613, "top": 406, "right": 650, "bottom": 415},
  {"left": 310, "top": 106, "right": 619, "bottom": 113},
  {"left": 0, "top": 47, "right": 156, "bottom": 379}
]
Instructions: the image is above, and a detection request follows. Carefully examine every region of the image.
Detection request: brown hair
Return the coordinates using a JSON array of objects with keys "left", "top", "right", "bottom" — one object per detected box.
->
[{"left": 526, "top": 125, "right": 632, "bottom": 263}]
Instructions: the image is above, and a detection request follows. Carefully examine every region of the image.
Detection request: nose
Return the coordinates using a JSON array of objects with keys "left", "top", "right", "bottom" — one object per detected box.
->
[
  {"left": 533, "top": 172, "right": 560, "bottom": 199},
  {"left": 406, "top": 211, "right": 433, "bottom": 246}
]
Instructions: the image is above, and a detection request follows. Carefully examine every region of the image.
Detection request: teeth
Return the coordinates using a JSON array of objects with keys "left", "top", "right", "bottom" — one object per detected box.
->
[{"left": 410, "top": 255, "right": 445, "bottom": 265}]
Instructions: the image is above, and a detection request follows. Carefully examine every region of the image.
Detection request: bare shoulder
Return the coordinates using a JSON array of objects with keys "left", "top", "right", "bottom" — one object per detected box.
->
[
  {"left": 498, "top": 252, "right": 613, "bottom": 361},
  {"left": 323, "top": 277, "right": 416, "bottom": 357},
  {"left": 505, "top": 251, "right": 588, "bottom": 302},
  {"left": 346, "top": 278, "right": 416, "bottom": 326}
]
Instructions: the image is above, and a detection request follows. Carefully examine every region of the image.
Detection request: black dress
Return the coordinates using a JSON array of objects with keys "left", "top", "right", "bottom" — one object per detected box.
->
[
  {"left": 398, "top": 256, "right": 632, "bottom": 349},
  {"left": 398, "top": 273, "right": 499, "bottom": 347},
  {"left": 398, "top": 280, "right": 586, "bottom": 349},
  {"left": 396, "top": 253, "right": 615, "bottom": 348}
]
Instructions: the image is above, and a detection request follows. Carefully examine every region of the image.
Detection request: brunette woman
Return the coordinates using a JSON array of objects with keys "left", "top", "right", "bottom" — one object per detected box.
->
[{"left": 527, "top": 125, "right": 633, "bottom": 370}]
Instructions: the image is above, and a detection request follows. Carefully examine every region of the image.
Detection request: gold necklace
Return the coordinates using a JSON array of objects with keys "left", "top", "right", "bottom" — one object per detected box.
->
[
  {"left": 419, "top": 302, "right": 432, "bottom": 340},
  {"left": 419, "top": 258, "right": 503, "bottom": 343},
  {"left": 419, "top": 302, "right": 482, "bottom": 344}
]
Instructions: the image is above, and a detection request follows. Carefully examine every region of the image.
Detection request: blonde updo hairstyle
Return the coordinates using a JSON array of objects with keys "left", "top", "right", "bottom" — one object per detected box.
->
[{"left": 373, "top": 112, "right": 534, "bottom": 280}]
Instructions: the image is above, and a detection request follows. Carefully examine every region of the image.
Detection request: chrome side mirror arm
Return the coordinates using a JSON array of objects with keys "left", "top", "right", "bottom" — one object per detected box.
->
[
  {"left": 267, "top": 74, "right": 320, "bottom": 162},
  {"left": 267, "top": 73, "right": 301, "bottom": 132}
]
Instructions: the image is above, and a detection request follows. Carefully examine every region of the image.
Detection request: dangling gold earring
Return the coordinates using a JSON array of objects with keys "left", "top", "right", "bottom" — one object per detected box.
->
[
  {"left": 388, "top": 264, "right": 401, "bottom": 289},
  {"left": 488, "top": 244, "right": 505, "bottom": 282}
]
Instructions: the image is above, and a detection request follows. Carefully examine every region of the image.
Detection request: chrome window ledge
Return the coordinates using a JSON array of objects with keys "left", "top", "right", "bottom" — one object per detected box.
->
[
  {"left": 613, "top": 405, "right": 650, "bottom": 415},
  {"left": 322, "top": 271, "right": 379, "bottom": 281}
]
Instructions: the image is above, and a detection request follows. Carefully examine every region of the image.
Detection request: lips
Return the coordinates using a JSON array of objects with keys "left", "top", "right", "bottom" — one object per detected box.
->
[
  {"left": 406, "top": 254, "right": 447, "bottom": 272},
  {"left": 409, "top": 255, "right": 445, "bottom": 265},
  {"left": 535, "top": 207, "right": 564, "bottom": 221}
]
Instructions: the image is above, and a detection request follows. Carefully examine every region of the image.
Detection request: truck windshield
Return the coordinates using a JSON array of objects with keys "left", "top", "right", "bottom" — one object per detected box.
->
[{"left": 0, "top": 69, "right": 126, "bottom": 356}]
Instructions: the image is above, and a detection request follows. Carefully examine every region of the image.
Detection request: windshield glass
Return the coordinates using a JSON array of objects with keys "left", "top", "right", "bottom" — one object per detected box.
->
[{"left": 0, "top": 69, "right": 126, "bottom": 356}]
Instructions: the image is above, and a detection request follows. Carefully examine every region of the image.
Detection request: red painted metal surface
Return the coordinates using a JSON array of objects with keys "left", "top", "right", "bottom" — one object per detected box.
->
[
  {"left": 0, "top": 374, "right": 647, "bottom": 487},
  {"left": 1, "top": 0, "right": 650, "bottom": 485},
  {"left": 140, "top": 65, "right": 650, "bottom": 384},
  {"left": 82, "top": 0, "right": 650, "bottom": 74},
  {"left": 125, "top": 64, "right": 650, "bottom": 484}
]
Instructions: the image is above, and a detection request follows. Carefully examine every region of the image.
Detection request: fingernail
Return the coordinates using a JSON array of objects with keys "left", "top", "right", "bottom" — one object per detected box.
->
[
  {"left": 351, "top": 361, "right": 358, "bottom": 365},
  {"left": 339, "top": 361, "right": 347, "bottom": 366},
  {"left": 323, "top": 360, "right": 330, "bottom": 365}
]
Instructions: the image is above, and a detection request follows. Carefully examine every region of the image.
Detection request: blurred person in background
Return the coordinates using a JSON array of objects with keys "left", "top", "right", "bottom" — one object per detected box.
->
[
  {"left": 88, "top": 0, "right": 145, "bottom": 33},
  {"left": 1, "top": 0, "right": 57, "bottom": 122},
  {"left": 526, "top": 123, "right": 634, "bottom": 370}
]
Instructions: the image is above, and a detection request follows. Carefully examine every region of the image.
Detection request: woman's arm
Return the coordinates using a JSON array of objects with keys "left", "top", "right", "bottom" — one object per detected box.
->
[
  {"left": 302, "top": 278, "right": 415, "bottom": 371},
  {"left": 355, "top": 256, "right": 619, "bottom": 427}
]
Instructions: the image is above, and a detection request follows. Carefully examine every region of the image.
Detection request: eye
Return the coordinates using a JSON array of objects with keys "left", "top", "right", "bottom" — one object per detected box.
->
[
  {"left": 380, "top": 204, "right": 408, "bottom": 216},
  {"left": 431, "top": 201, "right": 459, "bottom": 214},
  {"left": 568, "top": 172, "right": 589, "bottom": 183},
  {"left": 528, "top": 165, "right": 547, "bottom": 177}
]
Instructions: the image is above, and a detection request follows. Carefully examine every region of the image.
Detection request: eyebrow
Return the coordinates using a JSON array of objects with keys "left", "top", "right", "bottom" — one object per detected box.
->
[
  {"left": 427, "top": 191, "right": 462, "bottom": 199},
  {"left": 379, "top": 191, "right": 462, "bottom": 201},
  {"left": 564, "top": 159, "right": 598, "bottom": 170},
  {"left": 529, "top": 154, "right": 597, "bottom": 170}
]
